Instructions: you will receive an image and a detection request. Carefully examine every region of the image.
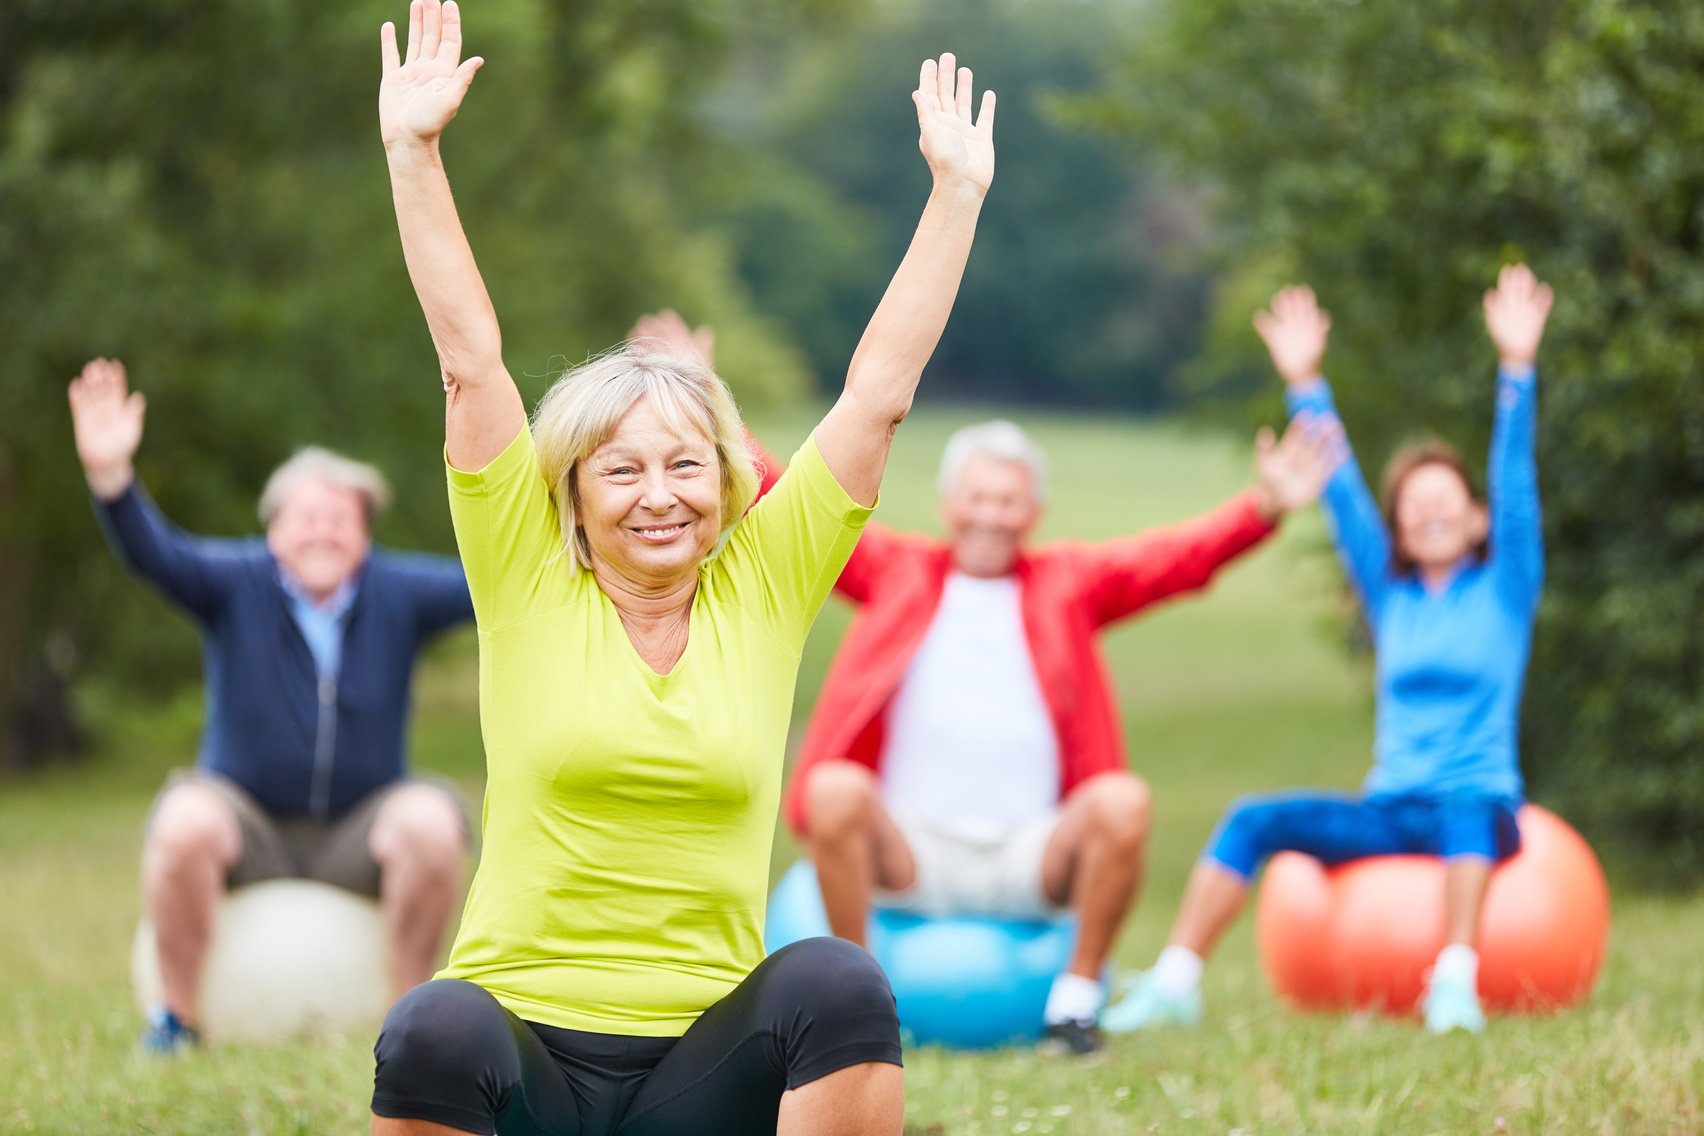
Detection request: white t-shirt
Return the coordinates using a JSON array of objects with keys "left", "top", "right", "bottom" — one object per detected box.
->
[{"left": 879, "top": 572, "right": 1062, "bottom": 839}]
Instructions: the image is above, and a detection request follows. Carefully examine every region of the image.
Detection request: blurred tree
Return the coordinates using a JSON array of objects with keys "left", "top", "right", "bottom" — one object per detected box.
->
[
  {"left": 712, "top": 0, "right": 1211, "bottom": 411},
  {"left": 0, "top": 0, "right": 842, "bottom": 768},
  {"left": 1079, "top": 0, "right": 1704, "bottom": 879}
]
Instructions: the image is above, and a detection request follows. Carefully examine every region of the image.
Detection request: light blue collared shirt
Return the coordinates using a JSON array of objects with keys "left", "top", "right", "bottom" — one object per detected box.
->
[{"left": 279, "top": 571, "right": 358, "bottom": 681}]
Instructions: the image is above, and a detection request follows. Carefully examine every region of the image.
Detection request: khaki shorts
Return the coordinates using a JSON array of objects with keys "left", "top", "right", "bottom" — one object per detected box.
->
[
  {"left": 147, "top": 770, "right": 470, "bottom": 898},
  {"left": 876, "top": 810, "right": 1065, "bottom": 920}
]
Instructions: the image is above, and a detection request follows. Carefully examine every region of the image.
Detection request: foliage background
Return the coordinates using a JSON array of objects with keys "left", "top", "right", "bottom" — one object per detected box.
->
[
  {"left": 1073, "top": 0, "right": 1704, "bottom": 880},
  {"left": 4, "top": 0, "right": 1703, "bottom": 881},
  {"left": 0, "top": 0, "right": 842, "bottom": 762}
]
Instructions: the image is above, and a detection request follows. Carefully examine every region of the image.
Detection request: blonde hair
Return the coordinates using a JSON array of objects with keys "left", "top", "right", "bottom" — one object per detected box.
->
[
  {"left": 531, "top": 343, "right": 759, "bottom": 574},
  {"left": 259, "top": 447, "right": 391, "bottom": 526}
]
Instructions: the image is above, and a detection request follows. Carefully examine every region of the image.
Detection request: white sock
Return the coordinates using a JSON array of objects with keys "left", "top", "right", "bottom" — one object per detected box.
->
[
  {"left": 1432, "top": 944, "right": 1479, "bottom": 989},
  {"left": 1044, "top": 972, "right": 1105, "bottom": 1025},
  {"left": 1151, "top": 945, "right": 1205, "bottom": 999}
]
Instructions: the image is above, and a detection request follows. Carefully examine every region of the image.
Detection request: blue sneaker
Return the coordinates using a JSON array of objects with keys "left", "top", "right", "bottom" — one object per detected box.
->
[
  {"left": 1100, "top": 971, "right": 1202, "bottom": 1032},
  {"left": 139, "top": 1007, "right": 201, "bottom": 1055},
  {"left": 1422, "top": 976, "right": 1487, "bottom": 1035}
]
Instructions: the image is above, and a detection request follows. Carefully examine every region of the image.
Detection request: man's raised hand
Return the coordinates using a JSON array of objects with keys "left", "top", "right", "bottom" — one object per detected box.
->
[
  {"left": 1253, "top": 412, "right": 1345, "bottom": 520},
  {"left": 68, "top": 358, "right": 145, "bottom": 501},
  {"left": 913, "top": 54, "right": 996, "bottom": 196},
  {"left": 380, "top": 0, "right": 483, "bottom": 149},
  {"left": 628, "top": 310, "right": 716, "bottom": 371}
]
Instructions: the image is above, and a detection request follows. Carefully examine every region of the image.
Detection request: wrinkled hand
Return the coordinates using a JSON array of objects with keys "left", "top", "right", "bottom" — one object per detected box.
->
[
  {"left": 628, "top": 310, "right": 716, "bottom": 371},
  {"left": 1254, "top": 285, "right": 1331, "bottom": 387},
  {"left": 913, "top": 54, "right": 996, "bottom": 195},
  {"left": 380, "top": 0, "right": 483, "bottom": 148},
  {"left": 1253, "top": 412, "right": 1345, "bottom": 519},
  {"left": 1483, "top": 263, "right": 1553, "bottom": 369},
  {"left": 68, "top": 357, "right": 146, "bottom": 499}
]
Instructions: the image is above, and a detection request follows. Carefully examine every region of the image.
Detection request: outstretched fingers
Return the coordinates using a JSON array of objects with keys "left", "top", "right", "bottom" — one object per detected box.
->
[
  {"left": 439, "top": 0, "right": 464, "bottom": 65},
  {"left": 420, "top": 0, "right": 443, "bottom": 61},
  {"left": 454, "top": 55, "right": 483, "bottom": 96},
  {"left": 1535, "top": 281, "right": 1554, "bottom": 317},
  {"left": 1267, "top": 412, "right": 1346, "bottom": 493},
  {"left": 1485, "top": 263, "right": 1554, "bottom": 319},
  {"left": 404, "top": 0, "right": 422, "bottom": 65},
  {"left": 1274, "top": 284, "right": 1318, "bottom": 324},
  {"left": 94, "top": 357, "right": 127, "bottom": 396},
  {"left": 936, "top": 52, "right": 957, "bottom": 114},
  {"left": 916, "top": 53, "right": 993, "bottom": 127},
  {"left": 1499, "top": 262, "right": 1535, "bottom": 298},
  {"left": 1285, "top": 286, "right": 1331, "bottom": 336},
  {"left": 917, "top": 57, "right": 936, "bottom": 109},
  {"left": 1255, "top": 425, "right": 1277, "bottom": 461},
  {"left": 69, "top": 357, "right": 124, "bottom": 408},
  {"left": 381, "top": 20, "right": 400, "bottom": 74}
]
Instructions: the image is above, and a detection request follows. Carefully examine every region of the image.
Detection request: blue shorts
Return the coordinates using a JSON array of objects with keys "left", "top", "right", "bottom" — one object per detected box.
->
[{"left": 1204, "top": 790, "right": 1522, "bottom": 882}]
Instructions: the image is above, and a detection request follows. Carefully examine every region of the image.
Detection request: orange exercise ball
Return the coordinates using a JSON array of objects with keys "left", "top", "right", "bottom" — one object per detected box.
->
[{"left": 1255, "top": 805, "right": 1610, "bottom": 1015}]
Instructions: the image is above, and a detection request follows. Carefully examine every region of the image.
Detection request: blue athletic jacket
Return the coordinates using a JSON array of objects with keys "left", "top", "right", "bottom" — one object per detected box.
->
[
  {"left": 94, "top": 483, "right": 475, "bottom": 818},
  {"left": 1287, "top": 366, "right": 1542, "bottom": 802}
]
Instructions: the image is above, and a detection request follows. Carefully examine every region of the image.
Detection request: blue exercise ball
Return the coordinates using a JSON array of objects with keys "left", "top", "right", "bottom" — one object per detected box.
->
[{"left": 765, "top": 861, "right": 1076, "bottom": 1049}]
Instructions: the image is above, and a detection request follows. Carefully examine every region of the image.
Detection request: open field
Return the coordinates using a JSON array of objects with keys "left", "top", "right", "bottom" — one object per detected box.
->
[{"left": 3, "top": 407, "right": 1700, "bottom": 1134}]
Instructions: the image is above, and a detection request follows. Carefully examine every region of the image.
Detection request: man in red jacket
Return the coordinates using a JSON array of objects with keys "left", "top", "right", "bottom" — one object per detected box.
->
[{"left": 630, "top": 311, "right": 1338, "bottom": 1054}]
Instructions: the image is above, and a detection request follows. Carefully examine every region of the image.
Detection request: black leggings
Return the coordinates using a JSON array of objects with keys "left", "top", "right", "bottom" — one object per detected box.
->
[{"left": 371, "top": 938, "right": 902, "bottom": 1135}]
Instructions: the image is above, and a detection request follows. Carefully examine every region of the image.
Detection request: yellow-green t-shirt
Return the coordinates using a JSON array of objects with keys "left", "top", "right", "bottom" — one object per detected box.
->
[{"left": 439, "top": 425, "right": 871, "bottom": 1035}]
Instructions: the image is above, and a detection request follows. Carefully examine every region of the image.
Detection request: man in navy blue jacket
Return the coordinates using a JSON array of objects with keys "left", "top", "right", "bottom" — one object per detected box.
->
[{"left": 68, "top": 357, "right": 476, "bottom": 1053}]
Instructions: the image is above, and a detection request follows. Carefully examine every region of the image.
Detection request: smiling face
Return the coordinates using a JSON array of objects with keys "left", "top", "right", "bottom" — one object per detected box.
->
[
  {"left": 1391, "top": 461, "right": 1489, "bottom": 574},
  {"left": 941, "top": 454, "right": 1042, "bottom": 578},
  {"left": 265, "top": 478, "right": 372, "bottom": 601},
  {"left": 575, "top": 396, "right": 723, "bottom": 591}
]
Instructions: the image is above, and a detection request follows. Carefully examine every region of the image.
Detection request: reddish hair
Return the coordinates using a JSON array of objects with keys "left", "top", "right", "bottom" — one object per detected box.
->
[{"left": 1379, "top": 440, "right": 1488, "bottom": 576}]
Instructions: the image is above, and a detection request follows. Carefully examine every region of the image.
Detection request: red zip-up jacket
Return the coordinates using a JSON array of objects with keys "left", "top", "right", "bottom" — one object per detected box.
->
[{"left": 747, "top": 438, "right": 1279, "bottom": 838}]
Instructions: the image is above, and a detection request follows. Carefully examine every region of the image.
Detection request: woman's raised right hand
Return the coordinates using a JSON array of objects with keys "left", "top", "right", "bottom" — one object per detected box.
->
[{"left": 379, "top": 0, "right": 483, "bottom": 150}]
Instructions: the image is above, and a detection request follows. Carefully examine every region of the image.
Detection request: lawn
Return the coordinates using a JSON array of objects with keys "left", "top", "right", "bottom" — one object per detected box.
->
[{"left": 2, "top": 406, "right": 1699, "bottom": 1134}]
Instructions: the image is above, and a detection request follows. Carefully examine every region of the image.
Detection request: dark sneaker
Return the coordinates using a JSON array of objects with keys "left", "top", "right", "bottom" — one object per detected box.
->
[
  {"left": 139, "top": 1007, "right": 201, "bottom": 1056},
  {"left": 1040, "top": 1017, "right": 1103, "bottom": 1056}
]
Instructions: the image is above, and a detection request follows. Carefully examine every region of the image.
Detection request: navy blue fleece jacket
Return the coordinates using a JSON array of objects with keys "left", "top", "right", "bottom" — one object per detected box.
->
[{"left": 95, "top": 484, "right": 473, "bottom": 817}]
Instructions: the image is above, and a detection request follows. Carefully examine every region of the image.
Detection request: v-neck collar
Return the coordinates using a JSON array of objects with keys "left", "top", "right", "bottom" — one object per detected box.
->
[{"left": 600, "top": 573, "right": 703, "bottom": 682}]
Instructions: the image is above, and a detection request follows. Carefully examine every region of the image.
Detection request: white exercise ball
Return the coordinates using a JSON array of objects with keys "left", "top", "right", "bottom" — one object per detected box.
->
[{"left": 131, "top": 878, "right": 391, "bottom": 1044}]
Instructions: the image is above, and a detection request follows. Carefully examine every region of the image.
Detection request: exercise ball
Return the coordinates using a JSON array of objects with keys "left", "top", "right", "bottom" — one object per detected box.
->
[
  {"left": 132, "top": 879, "right": 391, "bottom": 1044},
  {"left": 1255, "top": 804, "right": 1609, "bottom": 1016},
  {"left": 766, "top": 861, "right": 1075, "bottom": 1049}
]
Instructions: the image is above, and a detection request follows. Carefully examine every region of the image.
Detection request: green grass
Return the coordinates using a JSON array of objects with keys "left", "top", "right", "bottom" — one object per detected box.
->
[{"left": 4, "top": 407, "right": 1701, "bottom": 1134}]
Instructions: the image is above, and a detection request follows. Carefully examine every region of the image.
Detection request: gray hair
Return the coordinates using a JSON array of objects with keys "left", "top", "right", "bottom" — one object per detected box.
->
[
  {"left": 258, "top": 447, "right": 392, "bottom": 526},
  {"left": 937, "top": 419, "right": 1048, "bottom": 503}
]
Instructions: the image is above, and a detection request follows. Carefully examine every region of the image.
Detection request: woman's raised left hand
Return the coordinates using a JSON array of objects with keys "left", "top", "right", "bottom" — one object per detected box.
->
[
  {"left": 913, "top": 54, "right": 996, "bottom": 196},
  {"left": 380, "top": 0, "right": 484, "bottom": 150}
]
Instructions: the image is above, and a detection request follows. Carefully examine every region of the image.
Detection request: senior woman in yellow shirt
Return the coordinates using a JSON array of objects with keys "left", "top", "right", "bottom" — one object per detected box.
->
[{"left": 369, "top": 3, "right": 996, "bottom": 1134}]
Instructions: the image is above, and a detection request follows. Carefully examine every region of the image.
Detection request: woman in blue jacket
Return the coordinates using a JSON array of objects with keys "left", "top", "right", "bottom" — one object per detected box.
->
[{"left": 1108, "top": 264, "right": 1553, "bottom": 1035}]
